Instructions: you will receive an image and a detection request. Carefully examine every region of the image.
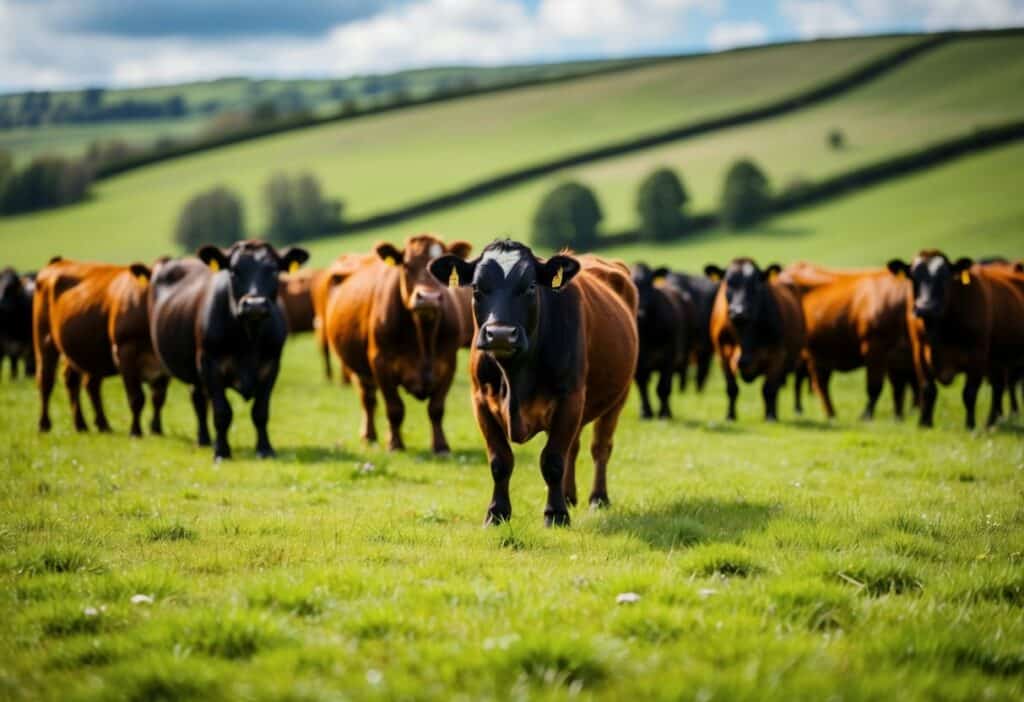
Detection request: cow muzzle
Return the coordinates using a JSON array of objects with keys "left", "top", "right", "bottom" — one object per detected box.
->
[
  {"left": 239, "top": 295, "right": 271, "bottom": 320},
  {"left": 728, "top": 306, "right": 749, "bottom": 324},
  {"left": 478, "top": 323, "right": 525, "bottom": 358},
  {"left": 912, "top": 303, "right": 940, "bottom": 321},
  {"left": 410, "top": 287, "right": 443, "bottom": 319}
]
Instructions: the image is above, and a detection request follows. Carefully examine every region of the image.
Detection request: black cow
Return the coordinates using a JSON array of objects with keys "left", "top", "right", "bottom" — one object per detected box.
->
[
  {"left": 0, "top": 268, "right": 35, "bottom": 380},
  {"left": 665, "top": 270, "right": 719, "bottom": 392},
  {"left": 149, "top": 241, "right": 308, "bottom": 460},
  {"left": 631, "top": 263, "right": 691, "bottom": 419}
]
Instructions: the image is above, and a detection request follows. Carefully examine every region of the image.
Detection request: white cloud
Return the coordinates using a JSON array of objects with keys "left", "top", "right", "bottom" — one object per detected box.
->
[
  {"left": 897, "top": 0, "right": 1024, "bottom": 30},
  {"left": 780, "top": 1, "right": 864, "bottom": 38},
  {"left": 707, "top": 21, "right": 769, "bottom": 50}
]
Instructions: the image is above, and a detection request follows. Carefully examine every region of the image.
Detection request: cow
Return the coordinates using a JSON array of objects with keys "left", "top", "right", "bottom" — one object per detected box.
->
[
  {"left": 148, "top": 240, "right": 308, "bottom": 459},
  {"left": 887, "top": 250, "right": 1024, "bottom": 429},
  {"left": 664, "top": 270, "right": 719, "bottom": 393},
  {"left": 33, "top": 258, "right": 169, "bottom": 436},
  {"left": 631, "top": 263, "right": 691, "bottom": 419},
  {"left": 0, "top": 268, "right": 35, "bottom": 380},
  {"left": 278, "top": 267, "right": 318, "bottom": 334},
  {"left": 312, "top": 254, "right": 375, "bottom": 383},
  {"left": 429, "top": 240, "right": 638, "bottom": 527},
  {"left": 782, "top": 262, "right": 917, "bottom": 420},
  {"left": 323, "top": 235, "right": 472, "bottom": 454},
  {"left": 706, "top": 259, "right": 805, "bottom": 422}
]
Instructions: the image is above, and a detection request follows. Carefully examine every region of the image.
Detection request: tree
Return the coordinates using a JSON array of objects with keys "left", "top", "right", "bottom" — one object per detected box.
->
[
  {"left": 0, "top": 156, "right": 94, "bottom": 215},
  {"left": 531, "top": 181, "right": 603, "bottom": 251},
  {"left": 263, "top": 172, "right": 343, "bottom": 245},
  {"left": 174, "top": 186, "right": 245, "bottom": 251},
  {"left": 719, "top": 159, "right": 771, "bottom": 230},
  {"left": 636, "top": 167, "right": 689, "bottom": 242},
  {"left": 828, "top": 128, "right": 845, "bottom": 150}
]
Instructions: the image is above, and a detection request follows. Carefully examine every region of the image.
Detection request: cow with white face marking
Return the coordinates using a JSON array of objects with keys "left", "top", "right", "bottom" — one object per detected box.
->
[
  {"left": 324, "top": 235, "right": 473, "bottom": 454},
  {"left": 706, "top": 258, "right": 806, "bottom": 422},
  {"left": 430, "top": 240, "right": 638, "bottom": 527},
  {"left": 887, "top": 250, "right": 1024, "bottom": 429}
]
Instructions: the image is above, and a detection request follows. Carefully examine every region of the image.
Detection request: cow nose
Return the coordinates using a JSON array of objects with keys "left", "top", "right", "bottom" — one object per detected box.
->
[
  {"left": 479, "top": 323, "right": 522, "bottom": 355},
  {"left": 239, "top": 295, "right": 270, "bottom": 318},
  {"left": 729, "top": 306, "right": 748, "bottom": 323},
  {"left": 913, "top": 303, "right": 936, "bottom": 320},
  {"left": 412, "top": 288, "right": 442, "bottom": 308}
]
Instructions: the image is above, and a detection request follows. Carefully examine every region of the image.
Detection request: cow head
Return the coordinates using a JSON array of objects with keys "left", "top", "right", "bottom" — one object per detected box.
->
[
  {"left": 198, "top": 240, "right": 309, "bottom": 322},
  {"left": 631, "top": 263, "right": 669, "bottom": 322},
  {"left": 375, "top": 235, "right": 472, "bottom": 321},
  {"left": 429, "top": 239, "right": 580, "bottom": 360},
  {"left": 887, "top": 250, "right": 973, "bottom": 323}
]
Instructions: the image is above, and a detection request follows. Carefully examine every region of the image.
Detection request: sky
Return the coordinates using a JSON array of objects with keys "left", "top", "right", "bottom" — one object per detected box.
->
[{"left": 2, "top": 0, "right": 1023, "bottom": 91}]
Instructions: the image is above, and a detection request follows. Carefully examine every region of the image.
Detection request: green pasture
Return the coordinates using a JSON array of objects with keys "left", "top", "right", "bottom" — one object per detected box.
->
[
  {"left": 1, "top": 328, "right": 1022, "bottom": 700},
  {"left": 0, "top": 35, "right": 918, "bottom": 268}
]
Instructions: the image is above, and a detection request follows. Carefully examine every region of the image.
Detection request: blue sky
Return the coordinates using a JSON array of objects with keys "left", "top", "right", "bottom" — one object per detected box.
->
[{"left": 2, "top": 0, "right": 1022, "bottom": 90}]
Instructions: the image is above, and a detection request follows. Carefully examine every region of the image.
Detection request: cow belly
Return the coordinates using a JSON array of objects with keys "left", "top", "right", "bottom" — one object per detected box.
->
[{"left": 56, "top": 320, "right": 116, "bottom": 376}]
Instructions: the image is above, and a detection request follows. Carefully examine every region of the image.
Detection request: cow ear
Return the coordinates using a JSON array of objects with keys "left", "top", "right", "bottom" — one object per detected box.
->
[
  {"left": 197, "top": 246, "right": 230, "bottom": 272},
  {"left": 375, "top": 242, "right": 404, "bottom": 267},
  {"left": 1015, "top": 261, "right": 1024, "bottom": 274},
  {"left": 446, "top": 240, "right": 473, "bottom": 259},
  {"left": 886, "top": 259, "right": 910, "bottom": 278},
  {"left": 952, "top": 257, "right": 973, "bottom": 285},
  {"left": 539, "top": 255, "right": 580, "bottom": 291},
  {"left": 704, "top": 264, "right": 724, "bottom": 282},
  {"left": 429, "top": 254, "right": 475, "bottom": 289},
  {"left": 763, "top": 264, "right": 782, "bottom": 282},
  {"left": 278, "top": 247, "right": 310, "bottom": 273},
  {"left": 129, "top": 263, "right": 152, "bottom": 285}
]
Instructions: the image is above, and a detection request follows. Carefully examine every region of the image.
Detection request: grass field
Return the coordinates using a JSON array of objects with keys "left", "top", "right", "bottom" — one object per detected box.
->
[
  {"left": 0, "top": 35, "right": 919, "bottom": 268},
  {"left": 1, "top": 329, "right": 1022, "bottom": 701}
]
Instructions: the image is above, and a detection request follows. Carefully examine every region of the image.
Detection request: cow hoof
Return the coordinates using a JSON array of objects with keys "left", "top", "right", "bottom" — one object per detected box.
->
[
  {"left": 38, "top": 419, "right": 52, "bottom": 433},
  {"left": 484, "top": 508, "right": 510, "bottom": 526},
  {"left": 214, "top": 448, "right": 231, "bottom": 461},
  {"left": 74, "top": 422, "right": 88, "bottom": 433},
  {"left": 589, "top": 493, "right": 610, "bottom": 509},
  {"left": 544, "top": 511, "right": 571, "bottom": 528},
  {"left": 197, "top": 437, "right": 211, "bottom": 447},
  {"left": 96, "top": 423, "right": 112, "bottom": 434},
  {"left": 433, "top": 444, "right": 451, "bottom": 456},
  {"left": 565, "top": 493, "right": 578, "bottom": 507},
  {"left": 129, "top": 428, "right": 143, "bottom": 438},
  {"left": 257, "top": 447, "right": 276, "bottom": 459},
  {"left": 150, "top": 424, "right": 163, "bottom": 436}
]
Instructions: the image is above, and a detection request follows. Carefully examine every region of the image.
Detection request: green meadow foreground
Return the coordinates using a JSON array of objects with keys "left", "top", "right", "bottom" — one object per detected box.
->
[{"left": 1, "top": 335, "right": 1022, "bottom": 701}]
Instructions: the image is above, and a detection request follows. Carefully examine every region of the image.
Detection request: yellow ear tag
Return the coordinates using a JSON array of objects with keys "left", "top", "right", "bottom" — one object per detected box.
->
[
  {"left": 384, "top": 256, "right": 396, "bottom": 267},
  {"left": 960, "top": 270, "right": 971, "bottom": 285},
  {"left": 708, "top": 272, "right": 720, "bottom": 283},
  {"left": 289, "top": 260, "right": 300, "bottom": 274},
  {"left": 653, "top": 276, "right": 666, "bottom": 286},
  {"left": 136, "top": 272, "right": 149, "bottom": 285},
  {"left": 209, "top": 259, "right": 220, "bottom": 273},
  {"left": 551, "top": 266, "right": 563, "bottom": 289},
  {"left": 448, "top": 268, "right": 459, "bottom": 289},
  {"left": 769, "top": 270, "right": 778, "bottom": 282}
]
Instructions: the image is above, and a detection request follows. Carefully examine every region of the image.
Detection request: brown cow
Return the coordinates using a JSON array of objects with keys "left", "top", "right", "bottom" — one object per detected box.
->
[
  {"left": 706, "top": 259, "right": 805, "bottom": 422},
  {"left": 887, "top": 251, "right": 1024, "bottom": 428},
  {"left": 782, "top": 262, "right": 917, "bottom": 420},
  {"left": 279, "top": 267, "right": 318, "bottom": 334},
  {"left": 324, "top": 235, "right": 472, "bottom": 454},
  {"left": 429, "top": 240, "right": 638, "bottom": 527},
  {"left": 33, "top": 258, "right": 169, "bottom": 436},
  {"left": 312, "top": 254, "right": 374, "bottom": 383}
]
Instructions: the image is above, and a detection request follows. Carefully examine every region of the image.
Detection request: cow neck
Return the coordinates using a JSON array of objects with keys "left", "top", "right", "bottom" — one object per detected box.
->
[
  {"left": 931, "top": 276, "right": 983, "bottom": 345},
  {"left": 396, "top": 272, "right": 442, "bottom": 376},
  {"left": 741, "top": 285, "right": 784, "bottom": 349}
]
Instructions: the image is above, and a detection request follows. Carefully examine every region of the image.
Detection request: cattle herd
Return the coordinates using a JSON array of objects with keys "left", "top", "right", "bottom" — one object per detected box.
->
[{"left": 1, "top": 239, "right": 1022, "bottom": 525}]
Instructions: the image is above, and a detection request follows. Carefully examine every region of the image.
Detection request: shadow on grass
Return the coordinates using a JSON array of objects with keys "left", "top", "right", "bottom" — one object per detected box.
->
[
  {"left": 284, "top": 445, "right": 363, "bottom": 464},
  {"left": 595, "top": 496, "right": 780, "bottom": 551},
  {"left": 674, "top": 418, "right": 748, "bottom": 434},
  {"left": 781, "top": 417, "right": 841, "bottom": 431},
  {"left": 407, "top": 447, "right": 488, "bottom": 465}
]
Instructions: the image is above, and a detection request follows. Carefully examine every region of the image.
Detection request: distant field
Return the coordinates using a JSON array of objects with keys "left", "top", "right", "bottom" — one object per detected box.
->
[{"left": 0, "top": 35, "right": 918, "bottom": 269}]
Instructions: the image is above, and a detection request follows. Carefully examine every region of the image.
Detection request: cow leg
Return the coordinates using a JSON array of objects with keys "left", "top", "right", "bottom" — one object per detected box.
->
[
  {"left": 356, "top": 375, "right": 378, "bottom": 444},
  {"left": 191, "top": 385, "right": 211, "bottom": 446},
  {"left": 677, "top": 362, "right": 688, "bottom": 393},
  {"left": 986, "top": 369, "right": 1005, "bottom": 429},
  {"left": 36, "top": 344, "right": 59, "bottom": 432},
  {"left": 590, "top": 396, "right": 626, "bottom": 509},
  {"left": 378, "top": 380, "right": 406, "bottom": 452},
  {"left": 427, "top": 378, "right": 452, "bottom": 456},
  {"left": 562, "top": 433, "right": 582, "bottom": 507},
  {"left": 861, "top": 358, "right": 885, "bottom": 421},
  {"left": 889, "top": 369, "right": 909, "bottom": 420},
  {"left": 805, "top": 359, "right": 834, "bottom": 420},
  {"left": 695, "top": 350, "right": 713, "bottom": 393},
  {"left": 762, "top": 377, "right": 782, "bottom": 422},
  {"left": 24, "top": 350, "right": 35, "bottom": 379},
  {"left": 200, "top": 357, "right": 233, "bottom": 459},
  {"left": 475, "top": 402, "right": 515, "bottom": 525},
  {"left": 318, "top": 328, "right": 333, "bottom": 381},
  {"left": 635, "top": 367, "right": 653, "bottom": 419},
  {"left": 793, "top": 363, "right": 806, "bottom": 416},
  {"left": 85, "top": 374, "right": 111, "bottom": 432},
  {"left": 919, "top": 380, "right": 938, "bottom": 428},
  {"left": 119, "top": 357, "right": 146, "bottom": 437},
  {"left": 251, "top": 365, "right": 279, "bottom": 458},
  {"left": 63, "top": 365, "right": 88, "bottom": 432},
  {"left": 7, "top": 354, "right": 16, "bottom": 380},
  {"left": 149, "top": 375, "right": 169, "bottom": 435},
  {"left": 1007, "top": 369, "right": 1020, "bottom": 416},
  {"left": 722, "top": 356, "right": 739, "bottom": 421},
  {"left": 656, "top": 362, "right": 673, "bottom": 419},
  {"left": 962, "top": 370, "right": 983, "bottom": 430}
]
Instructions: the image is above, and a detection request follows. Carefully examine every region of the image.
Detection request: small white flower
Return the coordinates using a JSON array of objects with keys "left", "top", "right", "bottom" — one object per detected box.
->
[
  {"left": 130, "top": 594, "right": 154, "bottom": 605},
  {"left": 698, "top": 588, "right": 717, "bottom": 599},
  {"left": 366, "top": 669, "right": 383, "bottom": 685},
  {"left": 616, "top": 592, "right": 641, "bottom": 604},
  {"left": 83, "top": 607, "right": 99, "bottom": 617}
]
